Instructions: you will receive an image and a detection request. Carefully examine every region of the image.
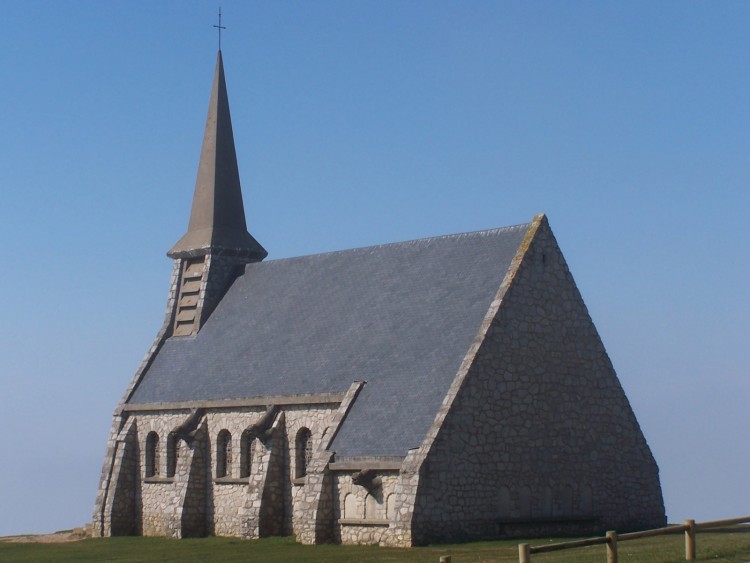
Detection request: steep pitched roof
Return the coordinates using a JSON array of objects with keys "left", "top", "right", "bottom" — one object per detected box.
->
[
  {"left": 129, "top": 224, "right": 529, "bottom": 457},
  {"left": 168, "top": 51, "right": 266, "bottom": 260}
]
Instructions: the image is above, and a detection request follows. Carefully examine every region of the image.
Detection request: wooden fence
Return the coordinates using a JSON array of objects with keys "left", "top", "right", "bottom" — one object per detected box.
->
[{"left": 517, "top": 515, "right": 750, "bottom": 562}]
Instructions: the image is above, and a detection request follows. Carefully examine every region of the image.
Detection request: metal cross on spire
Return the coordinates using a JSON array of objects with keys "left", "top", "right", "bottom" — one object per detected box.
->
[{"left": 213, "top": 7, "right": 226, "bottom": 50}]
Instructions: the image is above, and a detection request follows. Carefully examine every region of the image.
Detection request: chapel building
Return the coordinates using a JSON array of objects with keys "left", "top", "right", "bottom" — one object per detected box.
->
[{"left": 92, "top": 51, "right": 666, "bottom": 546}]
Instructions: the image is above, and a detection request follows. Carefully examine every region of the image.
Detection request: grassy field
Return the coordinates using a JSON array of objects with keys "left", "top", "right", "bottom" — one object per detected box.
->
[{"left": 1, "top": 530, "right": 749, "bottom": 562}]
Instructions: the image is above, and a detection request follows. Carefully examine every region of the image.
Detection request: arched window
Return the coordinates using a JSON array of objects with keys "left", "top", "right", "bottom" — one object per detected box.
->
[
  {"left": 344, "top": 493, "right": 361, "bottom": 519},
  {"left": 166, "top": 432, "right": 179, "bottom": 478},
  {"left": 295, "top": 427, "right": 312, "bottom": 478},
  {"left": 385, "top": 493, "right": 395, "bottom": 519},
  {"left": 365, "top": 492, "right": 384, "bottom": 519},
  {"left": 240, "top": 430, "right": 255, "bottom": 478},
  {"left": 216, "top": 429, "right": 232, "bottom": 478},
  {"left": 145, "top": 431, "right": 159, "bottom": 478}
]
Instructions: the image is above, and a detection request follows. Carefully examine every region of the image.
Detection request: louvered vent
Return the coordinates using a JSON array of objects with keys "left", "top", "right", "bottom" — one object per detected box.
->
[{"left": 173, "top": 257, "right": 205, "bottom": 336}]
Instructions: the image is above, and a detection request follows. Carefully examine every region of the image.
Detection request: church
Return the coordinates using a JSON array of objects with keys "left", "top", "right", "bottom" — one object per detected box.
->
[{"left": 92, "top": 51, "right": 666, "bottom": 546}]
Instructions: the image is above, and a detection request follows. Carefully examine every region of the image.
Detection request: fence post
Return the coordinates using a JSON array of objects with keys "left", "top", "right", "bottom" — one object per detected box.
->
[
  {"left": 606, "top": 531, "right": 618, "bottom": 563},
  {"left": 518, "top": 543, "right": 531, "bottom": 563},
  {"left": 684, "top": 519, "right": 696, "bottom": 560}
]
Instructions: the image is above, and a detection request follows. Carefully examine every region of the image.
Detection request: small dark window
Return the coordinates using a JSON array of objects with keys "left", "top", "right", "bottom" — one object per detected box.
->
[
  {"left": 240, "top": 430, "right": 254, "bottom": 478},
  {"left": 295, "top": 428, "right": 313, "bottom": 478},
  {"left": 167, "top": 432, "right": 179, "bottom": 478},
  {"left": 145, "top": 431, "right": 160, "bottom": 478},
  {"left": 216, "top": 429, "right": 232, "bottom": 478}
]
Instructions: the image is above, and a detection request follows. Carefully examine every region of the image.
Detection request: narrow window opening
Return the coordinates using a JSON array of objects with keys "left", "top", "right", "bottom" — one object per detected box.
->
[
  {"left": 145, "top": 431, "right": 160, "bottom": 478},
  {"left": 167, "top": 432, "right": 179, "bottom": 478},
  {"left": 295, "top": 428, "right": 312, "bottom": 478},
  {"left": 216, "top": 429, "right": 232, "bottom": 478},
  {"left": 240, "top": 430, "right": 254, "bottom": 478}
]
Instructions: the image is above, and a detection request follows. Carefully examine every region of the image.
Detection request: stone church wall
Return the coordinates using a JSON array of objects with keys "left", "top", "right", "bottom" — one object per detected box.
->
[
  {"left": 332, "top": 471, "right": 399, "bottom": 544},
  {"left": 410, "top": 219, "right": 665, "bottom": 544},
  {"left": 136, "top": 413, "right": 195, "bottom": 537},
  {"left": 204, "top": 409, "right": 266, "bottom": 536},
  {"left": 284, "top": 406, "right": 338, "bottom": 536},
  {"left": 102, "top": 404, "right": 338, "bottom": 539},
  {"left": 100, "top": 417, "right": 141, "bottom": 536}
]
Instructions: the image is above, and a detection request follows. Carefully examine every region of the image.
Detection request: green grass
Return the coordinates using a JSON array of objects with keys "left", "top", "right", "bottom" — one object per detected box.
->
[{"left": 1, "top": 531, "right": 749, "bottom": 562}]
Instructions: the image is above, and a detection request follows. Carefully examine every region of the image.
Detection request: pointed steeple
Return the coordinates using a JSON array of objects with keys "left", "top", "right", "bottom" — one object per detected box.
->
[
  {"left": 165, "top": 51, "right": 267, "bottom": 337},
  {"left": 168, "top": 51, "right": 267, "bottom": 260}
]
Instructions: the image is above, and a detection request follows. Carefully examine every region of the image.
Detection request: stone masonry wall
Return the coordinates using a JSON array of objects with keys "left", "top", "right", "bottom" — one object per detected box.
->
[
  {"left": 101, "top": 417, "right": 141, "bottom": 536},
  {"left": 180, "top": 421, "right": 208, "bottom": 537},
  {"left": 332, "top": 472, "right": 399, "bottom": 545},
  {"left": 204, "top": 409, "right": 266, "bottom": 536},
  {"left": 137, "top": 413, "right": 196, "bottom": 537},
  {"left": 206, "top": 405, "right": 337, "bottom": 538},
  {"left": 378, "top": 449, "right": 421, "bottom": 547},
  {"left": 411, "top": 217, "right": 665, "bottom": 543},
  {"left": 293, "top": 382, "right": 366, "bottom": 545},
  {"left": 106, "top": 404, "right": 338, "bottom": 539},
  {"left": 284, "top": 406, "right": 337, "bottom": 536}
]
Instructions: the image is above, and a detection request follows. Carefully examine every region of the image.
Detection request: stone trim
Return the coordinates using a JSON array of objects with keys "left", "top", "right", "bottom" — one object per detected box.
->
[
  {"left": 329, "top": 461, "right": 402, "bottom": 471},
  {"left": 321, "top": 381, "right": 365, "bottom": 451},
  {"left": 338, "top": 518, "right": 390, "bottom": 527},
  {"left": 143, "top": 477, "right": 175, "bottom": 484},
  {"left": 213, "top": 477, "right": 248, "bottom": 485},
  {"left": 122, "top": 393, "right": 345, "bottom": 412}
]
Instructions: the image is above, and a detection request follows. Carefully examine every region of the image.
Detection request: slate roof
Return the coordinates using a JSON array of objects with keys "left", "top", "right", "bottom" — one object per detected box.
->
[{"left": 128, "top": 223, "right": 529, "bottom": 457}]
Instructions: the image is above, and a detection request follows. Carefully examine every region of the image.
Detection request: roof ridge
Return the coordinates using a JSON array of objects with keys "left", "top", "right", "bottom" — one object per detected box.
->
[{"left": 257, "top": 222, "right": 532, "bottom": 266}]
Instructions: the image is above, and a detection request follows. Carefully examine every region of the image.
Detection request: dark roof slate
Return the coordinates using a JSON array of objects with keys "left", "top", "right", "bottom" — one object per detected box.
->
[{"left": 128, "top": 223, "right": 529, "bottom": 456}]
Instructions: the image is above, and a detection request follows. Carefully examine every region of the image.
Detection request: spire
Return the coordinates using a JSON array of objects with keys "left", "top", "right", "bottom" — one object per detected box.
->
[{"left": 168, "top": 51, "right": 267, "bottom": 260}]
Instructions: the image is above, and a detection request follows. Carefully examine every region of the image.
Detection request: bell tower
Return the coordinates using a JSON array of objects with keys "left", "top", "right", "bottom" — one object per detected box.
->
[{"left": 167, "top": 51, "right": 267, "bottom": 336}]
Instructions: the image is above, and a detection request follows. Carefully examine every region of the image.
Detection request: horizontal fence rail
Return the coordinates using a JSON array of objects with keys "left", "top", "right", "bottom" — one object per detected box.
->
[{"left": 517, "top": 515, "right": 750, "bottom": 563}]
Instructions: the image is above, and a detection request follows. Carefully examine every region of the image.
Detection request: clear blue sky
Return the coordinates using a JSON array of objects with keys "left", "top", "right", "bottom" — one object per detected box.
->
[{"left": 0, "top": 1, "right": 747, "bottom": 536}]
